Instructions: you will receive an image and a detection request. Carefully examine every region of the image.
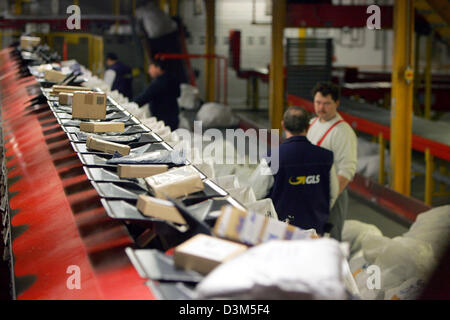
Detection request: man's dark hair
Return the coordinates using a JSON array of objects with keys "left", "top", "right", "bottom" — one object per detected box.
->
[
  {"left": 106, "top": 52, "right": 118, "bottom": 61},
  {"left": 312, "top": 82, "right": 340, "bottom": 102},
  {"left": 283, "top": 106, "right": 310, "bottom": 135},
  {"left": 150, "top": 58, "right": 169, "bottom": 71}
]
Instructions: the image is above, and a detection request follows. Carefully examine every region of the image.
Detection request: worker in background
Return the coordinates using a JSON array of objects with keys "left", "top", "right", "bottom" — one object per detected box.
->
[
  {"left": 133, "top": 58, "right": 180, "bottom": 130},
  {"left": 104, "top": 52, "right": 133, "bottom": 99},
  {"left": 270, "top": 106, "right": 339, "bottom": 235},
  {"left": 307, "top": 82, "right": 357, "bottom": 241}
]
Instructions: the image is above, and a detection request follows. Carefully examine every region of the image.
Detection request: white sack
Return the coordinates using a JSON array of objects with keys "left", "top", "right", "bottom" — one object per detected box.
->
[{"left": 195, "top": 239, "right": 349, "bottom": 300}]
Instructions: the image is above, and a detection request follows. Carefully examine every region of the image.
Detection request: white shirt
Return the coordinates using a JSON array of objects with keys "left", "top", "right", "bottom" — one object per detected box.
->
[
  {"left": 103, "top": 69, "right": 116, "bottom": 89},
  {"left": 307, "top": 113, "right": 358, "bottom": 182}
]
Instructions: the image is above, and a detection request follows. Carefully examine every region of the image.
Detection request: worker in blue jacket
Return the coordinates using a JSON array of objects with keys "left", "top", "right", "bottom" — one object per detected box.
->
[
  {"left": 133, "top": 58, "right": 180, "bottom": 131},
  {"left": 269, "top": 106, "right": 339, "bottom": 235},
  {"left": 104, "top": 53, "right": 133, "bottom": 99}
]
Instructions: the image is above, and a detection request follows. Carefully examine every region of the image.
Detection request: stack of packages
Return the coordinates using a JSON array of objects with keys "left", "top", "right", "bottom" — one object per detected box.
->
[
  {"left": 67, "top": 60, "right": 181, "bottom": 145},
  {"left": 136, "top": 165, "right": 204, "bottom": 224}
]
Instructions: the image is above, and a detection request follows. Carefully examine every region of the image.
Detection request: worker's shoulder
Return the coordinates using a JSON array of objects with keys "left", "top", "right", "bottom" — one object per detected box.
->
[
  {"left": 333, "top": 117, "right": 357, "bottom": 137},
  {"left": 286, "top": 139, "right": 333, "bottom": 161},
  {"left": 310, "top": 143, "right": 334, "bottom": 160}
]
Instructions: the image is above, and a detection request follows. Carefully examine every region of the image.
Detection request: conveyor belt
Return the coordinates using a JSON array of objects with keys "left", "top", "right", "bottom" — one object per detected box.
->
[
  {"left": 0, "top": 47, "right": 155, "bottom": 299},
  {"left": 0, "top": 46, "right": 252, "bottom": 300}
]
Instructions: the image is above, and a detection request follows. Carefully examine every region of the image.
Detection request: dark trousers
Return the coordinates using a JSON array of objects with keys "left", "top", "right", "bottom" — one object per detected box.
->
[{"left": 328, "top": 188, "right": 348, "bottom": 241}]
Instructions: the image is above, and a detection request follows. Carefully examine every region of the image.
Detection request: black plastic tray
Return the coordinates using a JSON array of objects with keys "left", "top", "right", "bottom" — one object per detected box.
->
[
  {"left": 77, "top": 153, "right": 116, "bottom": 168},
  {"left": 51, "top": 102, "right": 118, "bottom": 114},
  {"left": 91, "top": 181, "right": 147, "bottom": 201},
  {"left": 69, "top": 131, "right": 161, "bottom": 145},
  {"left": 60, "top": 117, "right": 138, "bottom": 128},
  {"left": 75, "top": 142, "right": 168, "bottom": 156},
  {"left": 101, "top": 198, "right": 156, "bottom": 222},
  {"left": 146, "top": 280, "right": 196, "bottom": 300},
  {"left": 64, "top": 124, "right": 149, "bottom": 135},
  {"left": 83, "top": 166, "right": 125, "bottom": 182},
  {"left": 125, "top": 248, "right": 204, "bottom": 283}
]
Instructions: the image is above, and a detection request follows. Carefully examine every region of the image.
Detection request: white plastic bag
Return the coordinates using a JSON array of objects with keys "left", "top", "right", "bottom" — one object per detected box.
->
[
  {"left": 244, "top": 159, "right": 274, "bottom": 200},
  {"left": 246, "top": 198, "right": 278, "bottom": 219},
  {"left": 211, "top": 175, "right": 240, "bottom": 191},
  {"left": 196, "top": 102, "right": 238, "bottom": 128},
  {"left": 403, "top": 205, "right": 450, "bottom": 259},
  {"left": 141, "top": 117, "right": 158, "bottom": 128},
  {"left": 154, "top": 125, "right": 171, "bottom": 137},
  {"left": 342, "top": 220, "right": 383, "bottom": 258},
  {"left": 228, "top": 186, "right": 256, "bottom": 205},
  {"left": 177, "top": 83, "right": 200, "bottom": 110},
  {"left": 135, "top": 2, "right": 177, "bottom": 38},
  {"left": 194, "top": 158, "right": 215, "bottom": 178},
  {"left": 384, "top": 277, "right": 426, "bottom": 300},
  {"left": 195, "top": 239, "right": 349, "bottom": 300}
]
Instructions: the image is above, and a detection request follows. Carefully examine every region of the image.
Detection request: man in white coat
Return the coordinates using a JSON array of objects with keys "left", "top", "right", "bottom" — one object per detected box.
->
[{"left": 307, "top": 82, "right": 357, "bottom": 241}]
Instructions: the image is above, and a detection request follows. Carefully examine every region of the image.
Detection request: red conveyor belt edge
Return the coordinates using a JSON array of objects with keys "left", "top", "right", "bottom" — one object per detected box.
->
[{"left": 0, "top": 47, "right": 153, "bottom": 300}]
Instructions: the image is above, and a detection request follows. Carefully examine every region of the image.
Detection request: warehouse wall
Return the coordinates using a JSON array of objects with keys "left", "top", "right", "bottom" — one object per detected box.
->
[
  {"left": 179, "top": 0, "right": 271, "bottom": 107},
  {"left": 179, "top": 0, "right": 449, "bottom": 107}
]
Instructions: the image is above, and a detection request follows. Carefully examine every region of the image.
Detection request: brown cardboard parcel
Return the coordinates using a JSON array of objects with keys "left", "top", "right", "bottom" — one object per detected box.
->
[
  {"left": 80, "top": 121, "right": 125, "bottom": 133},
  {"left": 72, "top": 91, "right": 107, "bottom": 120},
  {"left": 44, "top": 69, "right": 66, "bottom": 83},
  {"left": 86, "top": 136, "right": 130, "bottom": 156},
  {"left": 144, "top": 166, "right": 204, "bottom": 199},
  {"left": 20, "top": 36, "right": 40, "bottom": 50},
  {"left": 50, "top": 85, "right": 91, "bottom": 96},
  {"left": 58, "top": 92, "right": 73, "bottom": 105},
  {"left": 174, "top": 234, "right": 248, "bottom": 275},
  {"left": 118, "top": 164, "right": 168, "bottom": 178},
  {"left": 136, "top": 194, "right": 186, "bottom": 224},
  {"left": 213, "top": 205, "right": 317, "bottom": 246}
]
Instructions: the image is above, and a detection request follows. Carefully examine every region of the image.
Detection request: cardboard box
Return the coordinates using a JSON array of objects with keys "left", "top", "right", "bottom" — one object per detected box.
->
[
  {"left": 80, "top": 121, "right": 125, "bottom": 133},
  {"left": 86, "top": 136, "right": 130, "bottom": 156},
  {"left": 136, "top": 194, "right": 186, "bottom": 224},
  {"left": 174, "top": 234, "right": 247, "bottom": 275},
  {"left": 118, "top": 164, "right": 168, "bottom": 178},
  {"left": 213, "top": 205, "right": 317, "bottom": 246},
  {"left": 58, "top": 92, "right": 73, "bottom": 105},
  {"left": 145, "top": 166, "right": 204, "bottom": 200},
  {"left": 20, "top": 36, "right": 40, "bottom": 50},
  {"left": 72, "top": 91, "right": 107, "bottom": 120},
  {"left": 44, "top": 69, "right": 66, "bottom": 83},
  {"left": 50, "top": 85, "right": 91, "bottom": 96}
]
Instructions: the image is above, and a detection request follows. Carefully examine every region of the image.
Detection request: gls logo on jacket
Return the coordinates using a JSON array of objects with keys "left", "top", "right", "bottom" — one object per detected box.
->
[{"left": 288, "top": 175, "right": 320, "bottom": 185}]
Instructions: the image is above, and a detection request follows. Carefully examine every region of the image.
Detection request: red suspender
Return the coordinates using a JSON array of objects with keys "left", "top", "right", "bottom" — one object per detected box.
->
[
  {"left": 310, "top": 118, "right": 345, "bottom": 146},
  {"left": 309, "top": 118, "right": 318, "bottom": 128}
]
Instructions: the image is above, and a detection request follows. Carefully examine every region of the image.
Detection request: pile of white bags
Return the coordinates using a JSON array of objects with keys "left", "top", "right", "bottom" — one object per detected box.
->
[
  {"left": 196, "top": 102, "right": 239, "bottom": 128},
  {"left": 402, "top": 205, "right": 450, "bottom": 260},
  {"left": 177, "top": 84, "right": 200, "bottom": 110},
  {"left": 195, "top": 238, "right": 349, "bottom": 300},
  {"left": 356, "top": 137, "right": 390, "bottom": 181},
  {"left": 342, "top": 220, "right": 383, "bottom": 258},
  {"left": 246, "top": 198, "right": 278, "bottom": 219},
  {"left": 343, "top": 205, "right": 449, "bottom": 300}
]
